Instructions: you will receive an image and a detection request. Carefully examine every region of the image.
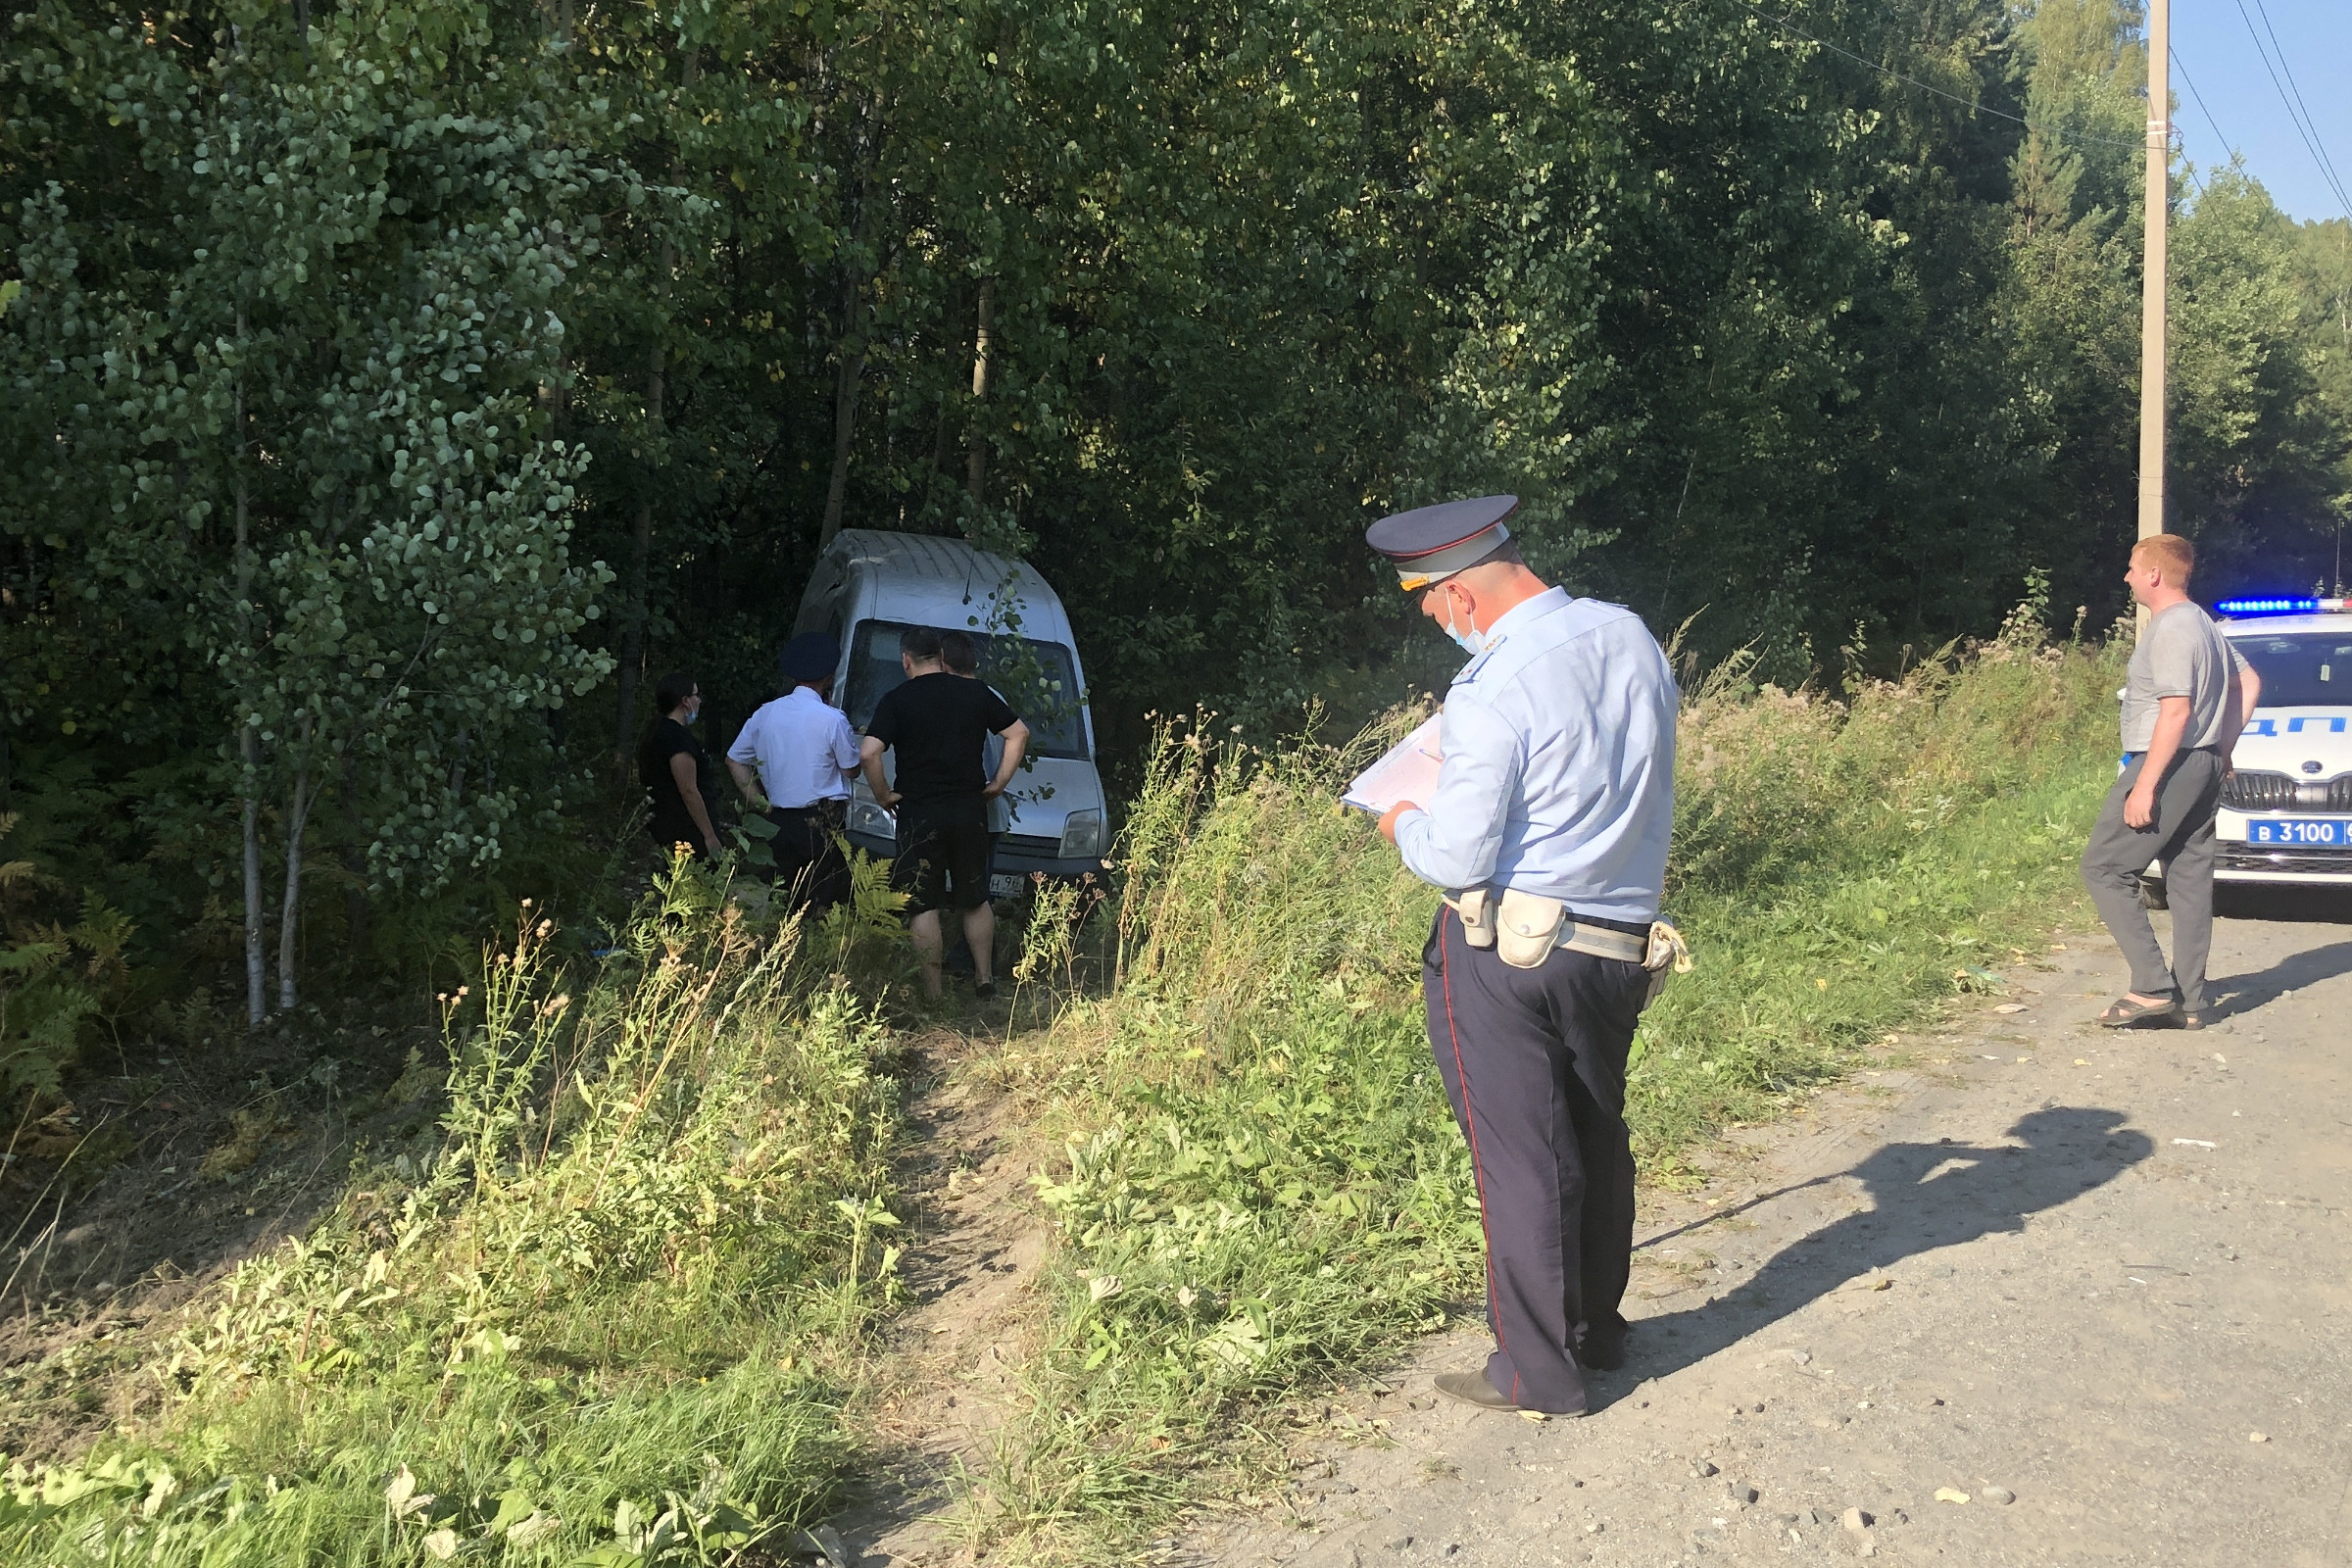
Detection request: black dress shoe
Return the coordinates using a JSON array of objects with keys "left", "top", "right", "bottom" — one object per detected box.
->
[{"left": 1575, "top": 1339, "right": 1627, "bottom": 1372}]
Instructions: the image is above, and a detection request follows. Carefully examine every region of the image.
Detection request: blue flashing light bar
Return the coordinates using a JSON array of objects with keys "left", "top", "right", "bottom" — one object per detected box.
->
[{"left": 2215, "top": 596, "right": 2347, "bottom": 616}]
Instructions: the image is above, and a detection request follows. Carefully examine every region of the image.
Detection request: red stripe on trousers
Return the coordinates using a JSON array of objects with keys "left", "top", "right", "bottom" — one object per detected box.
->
[{"left": 1440, "top": 910, "right": 1517, "bottom": 1404}]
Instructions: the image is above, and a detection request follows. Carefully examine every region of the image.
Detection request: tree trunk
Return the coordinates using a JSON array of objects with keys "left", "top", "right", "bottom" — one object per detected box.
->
[
  {"left": 340, "top": 748, "right": 370, "bottom": 967},
  {"left": 232, "top": 314, "right": 267, "bottom": 1026},
  {"left": 925, "top": 388, "right": 955, "bottom": 509},
  {"left": 963, "top": 278, "right": 996, "bottom": 527},
  {"left": 612, "top": 315, "right": 667, "bottom": 773},
  {"left": 819, "top": 338, "right": 866, "bottom": 551},
  {"left": 607, "top": 45, "right": 699, "bottom": 759},
  {"left": 816, "top": 97, "right": 891, "bottom": 555},
  {"left": 241, "top": 729, "right": 266, "bottom": 1026},
  {"left": 0, "top": 645, "right": 12, "bottom": 806},
  {"left": 277, "top": 764, "right": 316, "bottom": 1012}
]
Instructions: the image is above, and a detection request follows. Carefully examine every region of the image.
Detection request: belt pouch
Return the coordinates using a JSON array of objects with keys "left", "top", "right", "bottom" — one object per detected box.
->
[
  {"left": 1642, "top": 920, "right": 1693, "bottom": 1005},
  {"left": 1446, "top": 886, "right": 1498, "bottom": 949},
  {"left": 1494, "top": 887, "right": 1566, "bottom": 969}
]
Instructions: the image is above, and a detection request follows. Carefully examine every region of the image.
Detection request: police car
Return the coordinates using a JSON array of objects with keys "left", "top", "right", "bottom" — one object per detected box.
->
[{"left": 2213, "top": 597, "right": 2352, "bottom": 887}]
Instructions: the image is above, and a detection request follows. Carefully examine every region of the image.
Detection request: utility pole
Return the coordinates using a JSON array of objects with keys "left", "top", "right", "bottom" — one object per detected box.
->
[{"left": 2138, "top": 0, "right": 2169, "bottom": 549}]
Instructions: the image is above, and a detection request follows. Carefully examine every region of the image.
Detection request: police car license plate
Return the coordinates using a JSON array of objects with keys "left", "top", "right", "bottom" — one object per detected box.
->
[{"left": 2245, "top": 818, "right": 2349, "bottom": 847}]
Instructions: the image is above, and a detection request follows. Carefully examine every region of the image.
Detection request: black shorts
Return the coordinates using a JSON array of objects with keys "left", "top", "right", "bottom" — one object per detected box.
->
[{"left": 891, "top": 797, "right": 992, "bottom": 913}]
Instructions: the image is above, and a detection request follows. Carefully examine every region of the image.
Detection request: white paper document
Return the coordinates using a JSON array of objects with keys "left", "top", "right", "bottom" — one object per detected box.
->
[{"left": 1341, "top": 713, "right": 1445, "bottom": 814}]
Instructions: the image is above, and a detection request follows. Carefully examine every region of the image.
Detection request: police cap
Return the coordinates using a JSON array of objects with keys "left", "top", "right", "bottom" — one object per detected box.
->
[
  {"left": 778, "top": 631, "right": 840, "bottom": 684},
  {"left": 1364, "top": 495, "right": 1519, "bottom": 591}
]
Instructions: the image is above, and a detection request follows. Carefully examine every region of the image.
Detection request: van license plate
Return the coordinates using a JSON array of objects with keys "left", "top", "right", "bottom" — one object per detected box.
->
[
  {"left": 2245, "top": 818, "right": 2348, "bottom": 847},
  {"left": 989, "top": 873, "right": 1026, "bottom": 898}
]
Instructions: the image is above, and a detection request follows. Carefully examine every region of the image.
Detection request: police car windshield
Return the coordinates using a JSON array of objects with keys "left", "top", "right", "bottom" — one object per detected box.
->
[
  {"left": 842, "top": 620, "right": 1090, "bottom": 759},
  {"left": 2228, "top": 631, "right": 2352, "bottom": 709}
]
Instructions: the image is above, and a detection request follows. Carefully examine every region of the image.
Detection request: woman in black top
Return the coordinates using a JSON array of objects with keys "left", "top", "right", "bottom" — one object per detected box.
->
[{"left": 638, "top": 672, "right": 724, "bottom": 858}]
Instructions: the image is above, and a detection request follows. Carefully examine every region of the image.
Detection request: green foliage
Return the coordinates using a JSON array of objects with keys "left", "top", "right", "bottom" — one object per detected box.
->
[
  {"left": 0, "top": 813, "right": 136, "bottom": 1098},
  {"left": 2173, "top": 178, "right": 2352, "bottom": 593},
  {"left": 1634, "top": 631, "right": 2123, "bottom": 1159},
  {"left": 7, "top": 0, "right": 2350, "bottom": 1027},
  {"left": 0, "top": 863, "right": 905, "bottom": 1565},
  {"left": 959, "top": 625, "right": 2125, "bottom": 1560},
  {"left": 4, "top": 0, "right": 623, "bottom": 1013}
]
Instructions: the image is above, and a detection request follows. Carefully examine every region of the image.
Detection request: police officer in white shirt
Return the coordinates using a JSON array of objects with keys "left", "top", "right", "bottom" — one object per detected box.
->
[
  {"left": 1367, "top": 495, "right": 1679, "bottom": 1418},
  {"left": 726, "top": 632, "right": 860, "bottom": 912}
]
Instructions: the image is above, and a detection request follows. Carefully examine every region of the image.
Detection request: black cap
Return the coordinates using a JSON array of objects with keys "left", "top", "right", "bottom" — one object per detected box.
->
[
  {"left": 779, "top": 631, "right": 839, "bottom": 684},
  {"left": 1364, "top": 495, "right": 1519, "bottom": 589}
]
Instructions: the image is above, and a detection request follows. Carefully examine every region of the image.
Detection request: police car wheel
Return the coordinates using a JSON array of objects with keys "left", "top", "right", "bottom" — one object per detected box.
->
[{"left": 2136, "top": 875, "right": 2169, "bottom": 910}]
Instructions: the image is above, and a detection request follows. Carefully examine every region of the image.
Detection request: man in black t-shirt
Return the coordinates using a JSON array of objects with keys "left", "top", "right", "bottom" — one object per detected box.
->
[{"left": 861, "top": 626, "right": 1030, "bottom": 1000}]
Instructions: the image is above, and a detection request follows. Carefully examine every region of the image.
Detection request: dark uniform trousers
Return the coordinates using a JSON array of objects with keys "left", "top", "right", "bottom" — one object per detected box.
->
[
  {"left": 767, "top": 802, "right": 852, "bottom": 915},
  {"left": 1423, "top": 905, "right": 1648, "bottom": 1414}
]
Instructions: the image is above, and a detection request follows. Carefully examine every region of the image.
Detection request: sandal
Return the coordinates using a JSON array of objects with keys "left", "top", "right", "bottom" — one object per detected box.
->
[{"left": 2096, "top": 995, "right": 2180, "bottom": 1028}]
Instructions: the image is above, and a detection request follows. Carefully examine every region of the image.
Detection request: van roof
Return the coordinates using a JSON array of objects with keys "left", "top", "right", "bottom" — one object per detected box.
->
[{"left": 827, "top": 528, "right": 1071, "bottom": 640}]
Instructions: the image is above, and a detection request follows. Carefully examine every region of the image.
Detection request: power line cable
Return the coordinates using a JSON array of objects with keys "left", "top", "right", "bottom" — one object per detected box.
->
[
  {"left": 2169, "top": 51, "right": 2223, "bottom": 199},
  {"left": 2230, "top": 0, "right": 2352, "bottom": 221},
  {"left": 1735, "top": 0, "right": 2143, "bottom": 151},
  {"left": 2170, "top": 50, "right": 2232, "bottom": 170},
  {"left": 2248, "top": 0, "right": 2352, "bottom": 219}
]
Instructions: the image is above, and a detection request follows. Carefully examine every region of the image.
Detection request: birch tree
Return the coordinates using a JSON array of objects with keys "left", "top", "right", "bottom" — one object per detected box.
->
[{"left": 4, "top": 0, "right": 618, "bottom": 1018}]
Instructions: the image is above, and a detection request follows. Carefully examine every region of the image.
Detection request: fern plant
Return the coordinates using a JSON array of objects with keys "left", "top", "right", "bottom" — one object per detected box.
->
[{"left": 0, "top": 814, "right": 133, "bottom": 1099}]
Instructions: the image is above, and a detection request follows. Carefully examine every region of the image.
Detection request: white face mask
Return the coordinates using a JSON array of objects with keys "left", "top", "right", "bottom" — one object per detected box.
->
[{"left": 1441, "top": 588, "right": 1484, "bottom": 655}]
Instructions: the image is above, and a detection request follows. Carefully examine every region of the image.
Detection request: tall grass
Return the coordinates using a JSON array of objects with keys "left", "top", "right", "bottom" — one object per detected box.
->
[
  {"left": 961, "top": 621, "right": 2127, "bottom": 1560},
  {"left": 3, "top": 620, "right": 2131, "bottom": 1566},
  {"left": 2, "top": 864, "right": 907, "bottom": 1565}
]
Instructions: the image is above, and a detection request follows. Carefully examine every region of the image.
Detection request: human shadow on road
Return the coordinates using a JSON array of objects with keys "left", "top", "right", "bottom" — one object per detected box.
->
[
  {"left": 2196, "top": 938, "right": 2352, "bottom": 1023},
  {"left": 1608, "top": 1107, "right": 2151, "bottom": 1399}
]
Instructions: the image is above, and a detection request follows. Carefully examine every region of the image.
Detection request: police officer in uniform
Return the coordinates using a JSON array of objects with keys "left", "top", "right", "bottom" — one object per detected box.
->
[
  {"left": 1368, "top": 496, "right": 1679, "bottom": 1417},
  {"left": 726, "top": 632, "right": 860, "bottom": 914}
]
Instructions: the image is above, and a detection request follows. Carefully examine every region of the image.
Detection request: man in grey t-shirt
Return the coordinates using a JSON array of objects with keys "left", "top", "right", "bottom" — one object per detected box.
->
[{"left": 2079, "top": 534, "right": 2261, "bottom": 1027}]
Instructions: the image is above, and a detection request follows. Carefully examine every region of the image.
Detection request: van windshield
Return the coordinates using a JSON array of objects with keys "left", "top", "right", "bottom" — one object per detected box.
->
[
  {"left": 843, "top": 621, "right": 1090, "bottom": 760},
  {"left": 2229, "top": 631, "right": 2352, "bottom": 710}
]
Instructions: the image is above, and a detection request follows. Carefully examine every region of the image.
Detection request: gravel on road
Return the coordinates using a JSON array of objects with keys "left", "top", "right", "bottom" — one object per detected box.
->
[{"left": 1187, "top": 895, "right": 2352, "bottom": 1568}]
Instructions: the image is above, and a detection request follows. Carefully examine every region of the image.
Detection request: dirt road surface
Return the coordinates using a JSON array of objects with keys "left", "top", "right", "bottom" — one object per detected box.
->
[{"left": 1184, "top": 894, "right": 2352, "bottom": 1568}]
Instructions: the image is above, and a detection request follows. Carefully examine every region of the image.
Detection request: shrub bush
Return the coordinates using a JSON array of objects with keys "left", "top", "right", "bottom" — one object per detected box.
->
[{"left": 3, "top": 862, "right": 905, "bottom": 1566}]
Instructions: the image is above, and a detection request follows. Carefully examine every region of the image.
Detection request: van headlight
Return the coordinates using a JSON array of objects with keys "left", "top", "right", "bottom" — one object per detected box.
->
[
  {"left": 849, "top": 800, "right": 896, "bottom": 840},
  {"left": 1057, "top": 808, "right": 1103, "bottom": 861}
]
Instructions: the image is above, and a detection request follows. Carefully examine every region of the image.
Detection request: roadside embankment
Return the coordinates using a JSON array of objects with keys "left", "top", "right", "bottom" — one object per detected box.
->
[
  {"left": 4, "top": 876, "right": 910, "bottom": 1563},
  {"left": 4, "top": 626, "right": 2130, "bottom": 1567},
  {"left": 925, "top": 629, "right": 2132, "bottom": 1562}
]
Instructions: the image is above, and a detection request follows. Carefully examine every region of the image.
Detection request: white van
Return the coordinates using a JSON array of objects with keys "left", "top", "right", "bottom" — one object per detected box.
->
[{"left": 792, "top": 529, "right": 1110, "bottom": 894}]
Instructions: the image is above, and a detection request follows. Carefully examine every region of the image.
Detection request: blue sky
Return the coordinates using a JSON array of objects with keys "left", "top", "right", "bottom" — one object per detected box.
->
[{"left": 2168, "top": 0, "right": 2352, "bottom": 225}]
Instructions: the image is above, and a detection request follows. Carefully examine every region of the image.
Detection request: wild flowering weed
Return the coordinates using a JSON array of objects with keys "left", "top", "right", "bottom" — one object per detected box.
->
[
  {"left": 2, "top": 860, "right": 905, "bottom": 1566},
  {"left": 969, "top": 631, "right": 2128, "bottom": 1559}
]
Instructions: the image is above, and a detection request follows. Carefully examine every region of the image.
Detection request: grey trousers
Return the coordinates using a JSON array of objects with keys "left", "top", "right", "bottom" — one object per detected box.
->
[{"left": 2079, "top": 749, "right": 2225, "bottom": 1011}]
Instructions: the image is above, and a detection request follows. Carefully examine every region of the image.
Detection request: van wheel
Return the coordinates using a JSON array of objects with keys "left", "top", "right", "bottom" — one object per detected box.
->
[{"left": 2137, "top": 875, "right": 2169, "bottom": 910}]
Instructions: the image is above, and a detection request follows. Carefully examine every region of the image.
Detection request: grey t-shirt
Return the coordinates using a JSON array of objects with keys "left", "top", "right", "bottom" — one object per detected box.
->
[{"left": 2121, "top": 601, "right": 2246, "bottom": 753}]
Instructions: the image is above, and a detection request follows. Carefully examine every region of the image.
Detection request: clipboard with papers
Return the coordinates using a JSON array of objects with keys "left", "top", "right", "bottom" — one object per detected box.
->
[{"left": 1340, "top": 713, "right": 1444, "bottom": 814}]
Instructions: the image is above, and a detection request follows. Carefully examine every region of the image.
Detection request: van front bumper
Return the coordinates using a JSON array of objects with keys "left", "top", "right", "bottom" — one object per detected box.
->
[{"left": 845, "top": 830, "right": 1109, "bottom": 894}]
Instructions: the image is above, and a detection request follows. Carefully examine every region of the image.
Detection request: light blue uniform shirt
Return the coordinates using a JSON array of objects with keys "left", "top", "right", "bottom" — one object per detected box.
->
[
  {"left": 1395, "top": 588, "right": 1677, "bottom": 924},
  {"left": 727, "top": 687, "right": 859, "bottom": 807}
]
